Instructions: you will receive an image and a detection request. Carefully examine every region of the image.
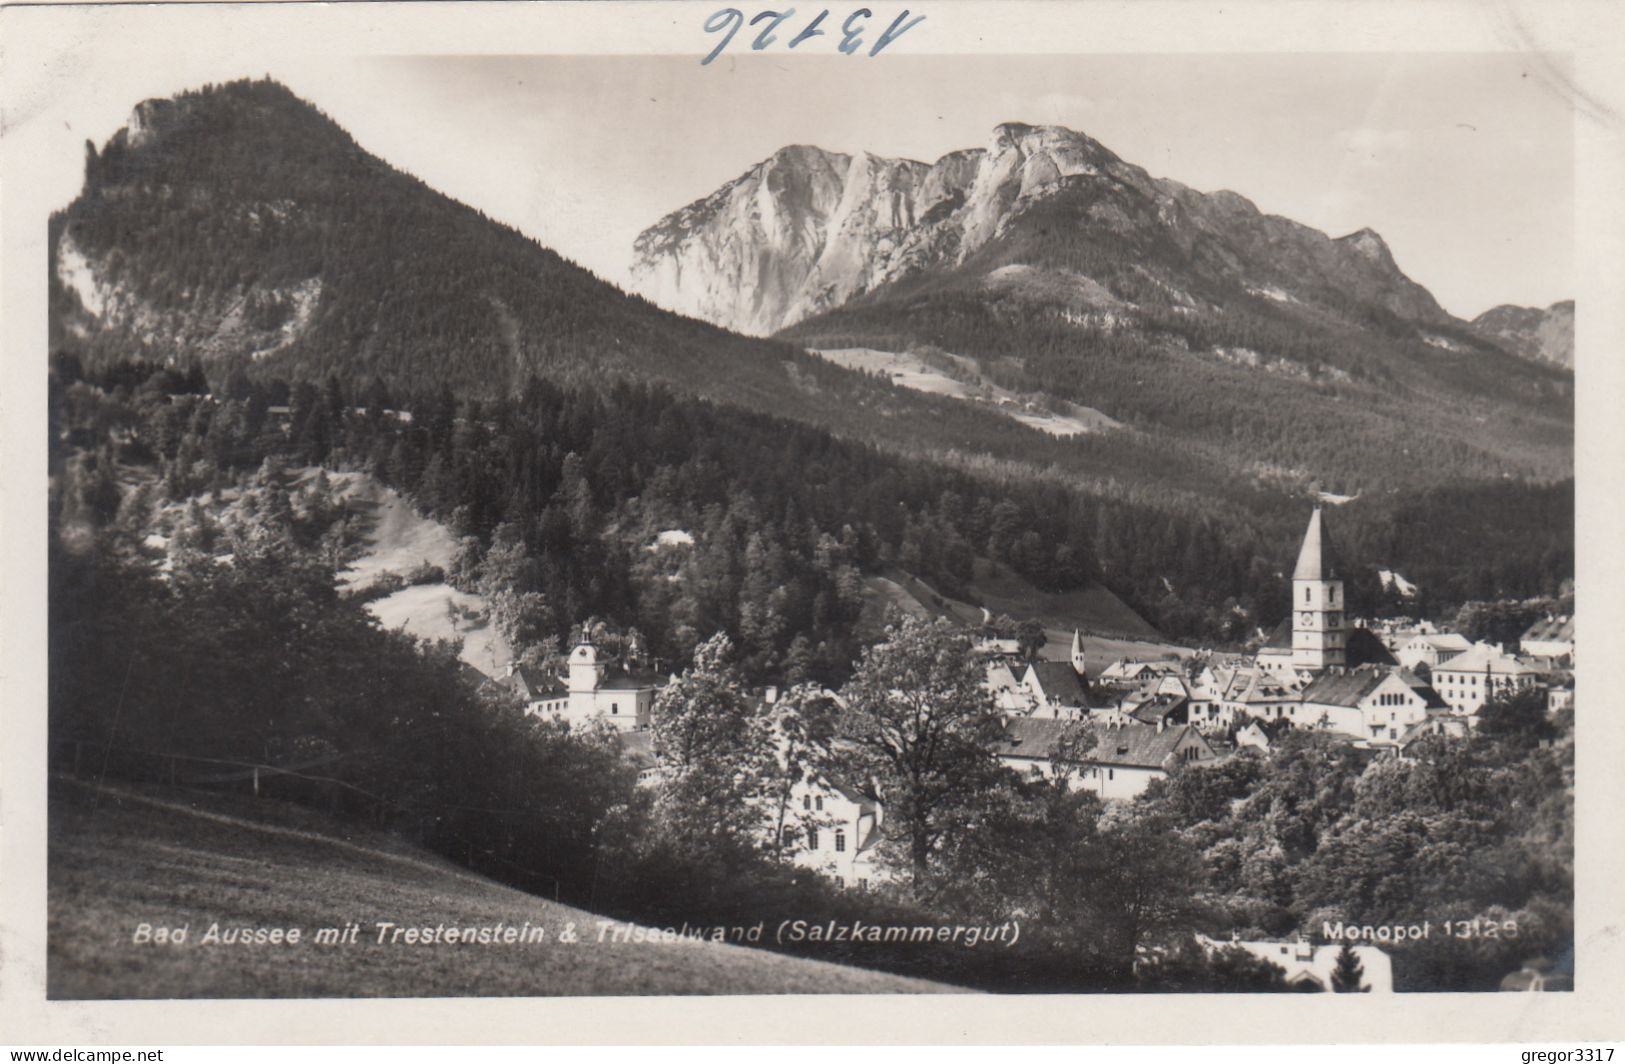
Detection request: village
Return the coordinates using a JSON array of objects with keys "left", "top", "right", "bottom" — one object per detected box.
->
[{"left": 496, "top": 505, "right": 1576, "bottom": 991}]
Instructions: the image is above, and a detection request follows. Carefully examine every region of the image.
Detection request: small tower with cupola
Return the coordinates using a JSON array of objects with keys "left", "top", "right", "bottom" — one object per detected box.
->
[
  {"left": 1291, "top": 506, "right": 1347, "bottom": 671},
  {"left": 566, "top": 638, "right": 607, "bottom": 722}
]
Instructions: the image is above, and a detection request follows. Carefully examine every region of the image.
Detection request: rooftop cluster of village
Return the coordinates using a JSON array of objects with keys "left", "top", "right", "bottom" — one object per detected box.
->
[{"left": 502, "top": 508, "right": 1575, "bottom": 914}]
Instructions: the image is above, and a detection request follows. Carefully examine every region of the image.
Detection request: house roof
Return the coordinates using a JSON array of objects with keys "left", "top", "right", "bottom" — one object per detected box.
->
[
  {"left": 1129, "top": 695, "right": 1188, "bottom": 726},
  {"left": 1433, "top": 642, "right": 1540, "bottom": 676},
  {"left": 599, "top": 674, "right": 657, "bottom": 692},
  {"left": 1099, "top": 659, "right": 1179, "bottom": 681},
  {"left": 1028, "top": 661, "right": 1088, "bottom": 706},
  {"left": 985, "top": 660, "right": 1024, "bottom": 691},
  {"left": 1398, "top": 711, "right": 1471, "bottom": 747},
  {"left": 1395, "top": 670, "right": 1450, "bottom": 709},
  {"left": 1001, "top": 717, "right": 1090, "bottom": 761},
  {"left": 1300, "top": 669, "right": 1386, "bottom": 708},
  {"left": 1345, "top": 628, "right": 1399, "bottom": 668},
  {"left": 820, "top": 774, "right": 878, "bottom": 810},
  {"left": 1002, "top": 717, "right": 1202, "bottom": 770},
  {"left": 512, "top": 665, "right": 566, "bottom": 699},
  {"left": 1231, "top": 669, "right": 1300, "bottom": 704},
  {"left": 1292, "top": 507, "right": 1343, "bottom": 581},
  {"left": 1521, "top": 615, "right": 1575, "bottom": 644},
  {"left": 1405, "top": 632, "right": 1472, "bottom": 652},
  {"left": 1092, "top": 722, "right": 1206, "bottom": 769}
]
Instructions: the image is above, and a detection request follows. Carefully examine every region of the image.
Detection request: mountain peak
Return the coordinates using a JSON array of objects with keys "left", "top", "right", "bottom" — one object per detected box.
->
[
  {"left": 764, "top": 143, "right": 847, "bottom": 168},
  {"left": 86, "top": 77, "right": 361, "bottom": 203},
  {"left": 1338, "top": 227, "right": 1392, "bottom": 263},
  {"left": 988, "top": 121, "right": 1116, "bottom": 160},
  {"left": 1469, "top": 299, "right": 1575, "bottom": 369}
]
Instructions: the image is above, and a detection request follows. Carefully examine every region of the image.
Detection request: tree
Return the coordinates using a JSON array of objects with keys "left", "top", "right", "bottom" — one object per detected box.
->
[
  {"left": 488, "top": 588, "right": 553, "bottom": 650},
  {"left": 835, "top": 617, "right": 1009, "bottom": 893},
  {"left": 1476, "top": 687, "right": 1553, "bottom": 745},
  {"left": 75, "top": 450, "right": 122, "bottom": 527},
  {"left": 1453, "top": 600, "right": 1547, "bottom": 650},
  {"left": 1091, "top": 803, "right": 1209, "bottom": 978},
  {"left": 1331, "top": 942, "right": 1369, "bottom": 992},
  {"left": 1016, "top": 618, "right": 1047, "bottom": 662},
  {"left": 649, "top": 633, "right": 773, "bottom": 866},
  {"left": 933, "top": 732, "right": 1112, "bottom": 948},
  {"left": 761, "top": 684, "right": 840, "bottom": 863}
]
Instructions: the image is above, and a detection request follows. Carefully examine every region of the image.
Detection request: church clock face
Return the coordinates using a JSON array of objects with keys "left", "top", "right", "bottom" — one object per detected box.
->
[{"left": 1300, "top": 611, "right": 1314, "bottom": 625}]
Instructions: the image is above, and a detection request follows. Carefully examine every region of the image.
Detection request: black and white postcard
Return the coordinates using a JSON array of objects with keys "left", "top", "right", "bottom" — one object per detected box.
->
[{"left": 2, "top": 0, "right": 1621, "bottom": 1046}]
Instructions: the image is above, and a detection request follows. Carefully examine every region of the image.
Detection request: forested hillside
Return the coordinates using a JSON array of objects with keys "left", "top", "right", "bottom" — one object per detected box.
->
[{"left": 782, "top": 279, "right": 1572, "bottom": 497}]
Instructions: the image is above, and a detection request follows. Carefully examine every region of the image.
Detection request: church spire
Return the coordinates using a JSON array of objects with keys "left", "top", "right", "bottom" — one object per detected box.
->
[
  {"left": 1292, "top": 504, "right": 1342, "bottom": 582},
  {"left": 1291, "top": 505, "right": 1347, "bottom": 671}
]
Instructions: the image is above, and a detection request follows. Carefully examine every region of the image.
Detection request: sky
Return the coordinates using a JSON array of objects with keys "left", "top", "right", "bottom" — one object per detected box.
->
[{"left": 36, "top": 51, "right": 1575, "bottom": 318}]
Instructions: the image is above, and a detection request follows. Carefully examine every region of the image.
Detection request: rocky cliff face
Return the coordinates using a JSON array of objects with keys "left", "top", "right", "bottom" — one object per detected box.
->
[
  {"left": 632, "top": 145, "right": 947, "bottom": 336},
  {"left": 1471, "top": 300, "right": 1575, "bottom": 369},
  {"left": 631, "top": 122, "right": 1456, "bottom": 337}
]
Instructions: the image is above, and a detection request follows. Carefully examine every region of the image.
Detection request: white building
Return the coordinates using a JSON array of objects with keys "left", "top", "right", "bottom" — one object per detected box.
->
[
  {"left": 1395, "top": 632, "right": 1472, "bottom": 670},
  {"left": 1196, "top": 935, "right": 1393, "bottom": 992},
  {"left": 1297, "top": 667, "right": 1442, "bottom": 745},
  {"left": 1431, "top": 642, "right": 1545, "bottom": 717},
  {"left": 999, "top": 717, "right": 1216, "bottom": 801},
  {"left": 1214, "top": 667, "right": 1302, "bottom": 730},
  {"left": 778, "top": 776, "right": 888, "bottom": 890},
  {"left": 510, "top": 639, "right": 664, "bottom": 731}
]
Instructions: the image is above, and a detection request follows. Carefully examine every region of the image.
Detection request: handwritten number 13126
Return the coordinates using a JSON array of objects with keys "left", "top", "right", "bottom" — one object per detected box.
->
[{"left": 702, "top": 8, "right": 926, "bottom": 64}]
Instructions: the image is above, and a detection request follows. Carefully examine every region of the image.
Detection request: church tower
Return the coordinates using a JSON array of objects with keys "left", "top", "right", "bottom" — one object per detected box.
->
[
  {"left": 1291, "top": 506, "right": 1347, "bottom": 671},
  {"left": 1070, "top": 629, "right": 1088, "bottom": 678}
]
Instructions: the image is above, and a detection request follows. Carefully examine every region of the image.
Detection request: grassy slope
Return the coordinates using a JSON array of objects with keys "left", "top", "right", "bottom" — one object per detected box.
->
[
  {"left": 48, "top": 778, "right": 951, "bottom": 999},
  {"left": 865, "top": 560, "right": 1163, "bottom": 639},
  {"left": 326, "top": 470, "right": 513, "bottom": 677},
  {"left": 329, "top": 471, "right": 460, "bottom": 590},
  {"left": 809, "top": 347, "right": 1120, "bottom": 436},
  {"left": 859, "top": 565, "right": 1189, "bottom": 672}
]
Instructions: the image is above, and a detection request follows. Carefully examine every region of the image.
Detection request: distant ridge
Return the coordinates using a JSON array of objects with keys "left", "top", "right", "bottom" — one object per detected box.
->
[
  {"left": 1470, "top": 300, "right": 1574, "bottom": 369},
  {"left": 633, "top": 121, "right": 1459, "bottom": 338}
]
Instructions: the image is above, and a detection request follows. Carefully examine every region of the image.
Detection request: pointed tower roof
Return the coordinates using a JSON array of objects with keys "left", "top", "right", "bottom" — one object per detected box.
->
[{"left": 1292, "top": 506, "right": 1342, "bottom": 581}]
